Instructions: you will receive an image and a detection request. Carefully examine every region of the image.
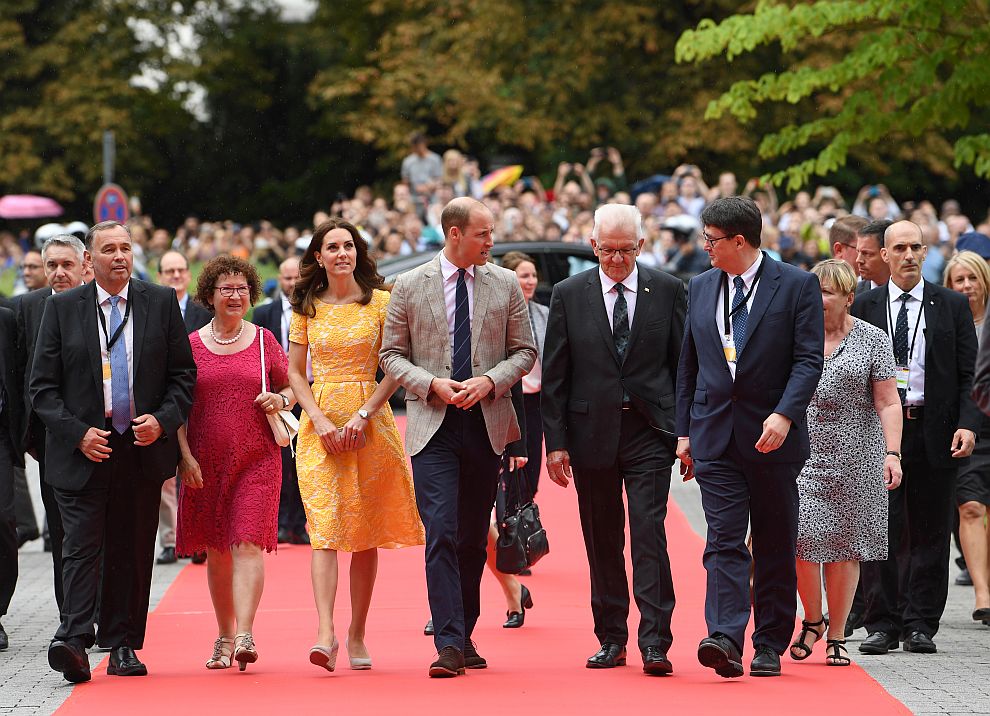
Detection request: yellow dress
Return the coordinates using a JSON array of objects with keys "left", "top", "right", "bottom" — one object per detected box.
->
[{"left": 290, "top": 289, "right": 424, "bottom": 551}]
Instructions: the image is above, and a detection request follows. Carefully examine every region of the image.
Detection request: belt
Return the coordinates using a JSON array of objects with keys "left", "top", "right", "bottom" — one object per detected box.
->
[{"left": 903, "top": 405, "right": 924, "bottom": 420}]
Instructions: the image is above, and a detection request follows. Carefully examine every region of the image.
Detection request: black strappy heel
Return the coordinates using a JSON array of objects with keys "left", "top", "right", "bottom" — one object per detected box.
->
[
  {"left": 789, "top": 616, "right": 827, "bottom": 660},
  {"left": 825, "top": 638, "right": 851, "bottom": 666}
]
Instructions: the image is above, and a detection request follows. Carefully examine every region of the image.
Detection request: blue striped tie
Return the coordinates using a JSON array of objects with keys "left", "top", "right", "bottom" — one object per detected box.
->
[
  {"left": 451, "top": 268, "right": 472, "bottom": 382},
  {"left": 108, "top": 296, "right": 131, "bottom": 434},
  {"left": 731, "top": 276, "right": 749, "bottom": 350}
]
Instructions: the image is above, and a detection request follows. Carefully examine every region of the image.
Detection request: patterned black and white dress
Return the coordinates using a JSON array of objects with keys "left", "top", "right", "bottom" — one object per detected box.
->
[{"left": 796, "top": 318, "right": 895, "bottom": 562}]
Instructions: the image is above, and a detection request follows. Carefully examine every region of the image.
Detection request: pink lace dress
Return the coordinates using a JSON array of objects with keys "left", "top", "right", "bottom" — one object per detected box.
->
[{"left": 177, "top": 326, "right": 287, "bottom": 554}]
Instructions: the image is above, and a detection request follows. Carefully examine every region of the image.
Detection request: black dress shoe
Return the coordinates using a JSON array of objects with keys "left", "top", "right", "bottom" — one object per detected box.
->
[
  {"left": 750, "top": 645, "right": 781, "bottom": 676},
  {"left": 191, "top": 551, "right": 207, "bottom": 564},
  {"left": 424, "top": 619, "right": 434, "bottom": 636},
  {"left": 972, "top": 607, "right": 990, "bottom": 622},
  {"left": 503, "top": 584, "right": 534, "bottom": 628},
  {"left": 902, "top": 631, "right": 936, "bottom": 654},
  {"left": 48, "top": 640, "right": 91, "bottom": 683},
  {"left": 586, "top": 642, "right": 627, "bottom": 668},
  {"left": 859, "top": 631, "right": 899, "bottom": 654},
  {"left": 16, "top": 527, "right": 40, "bottom": 548},
  {"left": 108, "top": 646, "right": 148, "bottom": 676},
  {"left": 956, "top": 568, "right": 973, "bottom": 586},
  {"left": 156, "top": 546, "right": 177, "bottom": 565},
  {"left": 0, "top": 621, "right": 8, "bottom": 650},
  {"left": 697, "top": 634, "right": 743, "bottom": 678},
  {"left": 642, "top": 646, "right": 673, "bottom": 675},
  {"left": 463, "top": 641, "right": 487, "bottom": 669},
  {"left": 429, "top": 646, "right": 465, "bottom": 677},
  {"left": 844, "top": 611, "right": 864, "bottom": 637}
]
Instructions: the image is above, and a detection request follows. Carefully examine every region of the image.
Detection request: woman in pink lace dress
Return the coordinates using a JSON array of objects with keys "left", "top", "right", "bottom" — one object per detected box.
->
[{"left": 176, "top": 256, "right": 295, "bottom": 672}]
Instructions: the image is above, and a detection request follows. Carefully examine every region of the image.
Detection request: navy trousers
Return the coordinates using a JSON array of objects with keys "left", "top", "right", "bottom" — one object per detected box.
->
[
  {"left": 411, "top": 405, "right": 501, "bottom": 652},
  {"left": 694, "top": 437, "right": 802, "bottom": 654}
]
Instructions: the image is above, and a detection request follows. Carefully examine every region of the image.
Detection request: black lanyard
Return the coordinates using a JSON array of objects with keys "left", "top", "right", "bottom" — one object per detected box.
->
[
  {"left": 721, "top": 256, "right": 766, "bottom": 339},
  {"left": 97, "top": 288, "right": 132, "bottom": 351},
  {"left": 886, "top": 290, "right": 925, "bottom": 366}
]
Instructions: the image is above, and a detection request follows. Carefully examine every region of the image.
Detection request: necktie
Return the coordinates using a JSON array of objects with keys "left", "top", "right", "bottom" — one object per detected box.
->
[
  {"left": 612, "top": 283, "right": 630, "bottom": 361},
  {"left": 451, "top": 268, "right": 472, "bottom": 382},
  {"left": 894, "top": 293, "right": 910, "bottom": 402},
  {"left": 108, "top": 296, "right": 131, "bottom": 434},
  {"left": 731, "top": 276, "right": 749, "bottom": 350}
]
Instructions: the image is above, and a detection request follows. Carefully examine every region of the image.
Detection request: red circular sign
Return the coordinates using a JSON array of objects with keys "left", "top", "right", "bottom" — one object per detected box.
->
[{"left": 94, "top": 184, "right": 130, "bottom": 224}]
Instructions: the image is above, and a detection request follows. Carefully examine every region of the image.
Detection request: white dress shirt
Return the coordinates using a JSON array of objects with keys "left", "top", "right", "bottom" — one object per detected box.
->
[
  {"left": 439, "top": 250, "right": 476, "bottom": 346},
  {"left": 599, "top": 265, "right": 638, "bottom": 330},
  {"left": 715, "top": 251, "right": 764, "bottom": 380},
  {"left": 886, "top": 278, "right": 927, "bottom": 405},
  {"left": 280, "top": 294, "right": 292, "bottom": 351},
  {"left": 96, "top": 282, "right": 135, "bottom": 419}
]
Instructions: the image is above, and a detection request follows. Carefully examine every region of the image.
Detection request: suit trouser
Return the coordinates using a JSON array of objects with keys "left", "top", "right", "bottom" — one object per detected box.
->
[
  {"left": 33, "top": 436, "right": 65, "bottom": 610},
  {"left": 523, "top": 392, "right": 543, "bottom": 498},
  {"left": 572, "top": 407, "right": 675, "bottom": 653},
  {"left": 277, "top": 442, "right": 307, "bottom": 535},
  {"left": 694, "top": 438, "right": 802, "bottom": 654},
  {"left": 862, "top": 416, "right": 954, "bottom": 638},
  {"left": 411, "top": 405, "right": 501, "bottom": 652},
  {"left": 158, "top": 477, "right": 177, "bottom": 548},
  {"left": 13, "top": 466, "right": 38, "bottom": 537},
  {"left": 0, "top": 428, "right": 17, "bottom": 617},
  {"left": 53, "top": 427, "right": 162, "bottom": 649}
]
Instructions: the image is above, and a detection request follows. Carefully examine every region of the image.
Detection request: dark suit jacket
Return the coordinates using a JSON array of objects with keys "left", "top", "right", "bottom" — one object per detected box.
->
[
  {"left": 251, "top": 296, "right": 287, "bottom": 351},
  {"left": 1, "top": 307, "right": 24, "bottom": 465},
  {"left": 29, "top": 279, "right": 197, "bottom": 490},
  {"left": 15, "top": 287, "right": 53, "bottom": 452},
  {"left": 675, "top": 255, "right": 824, "bottom": 463},
  {"left": 855, "top": 280, "right": 873, "bottom": 296},
  {"left": 853, "top": 281, "right": 980, "bottom": 467},
  {"left": 183, "top": 297, "right": 212, "bottom": 333},
  {"left": 542, "top": 264, "right": 686, "bottom": 470}
]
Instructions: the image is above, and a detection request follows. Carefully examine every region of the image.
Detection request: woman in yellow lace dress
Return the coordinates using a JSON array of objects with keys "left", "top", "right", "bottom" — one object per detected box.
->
[{"left": 287, "top": 218, "right": 424, "bottom": 673}]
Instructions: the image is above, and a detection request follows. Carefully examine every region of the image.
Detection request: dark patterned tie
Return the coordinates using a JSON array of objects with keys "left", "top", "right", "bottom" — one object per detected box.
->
[
  {"left": 451, "top": 268, "right": 472, "bottom": 382},
  {"left": 731, "top": 276, "right": 749, "bottom": 350},
  {"left": 613, "top": 283, "right": 630, "bottom": 361},
  {"left": 894, "top": 293, "right": 910, "bottom": 402},
  {"left": 108, "top": 296, "right": 130, "bottom": 434}
]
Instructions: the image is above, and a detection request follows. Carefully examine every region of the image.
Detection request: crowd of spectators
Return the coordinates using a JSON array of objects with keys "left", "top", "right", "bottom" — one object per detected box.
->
[{"left": 3, "top": 138, "right": 990, "bottom": 295}]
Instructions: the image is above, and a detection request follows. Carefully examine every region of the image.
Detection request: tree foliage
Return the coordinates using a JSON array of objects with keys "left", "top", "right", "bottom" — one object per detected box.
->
[{"left": 676, "top": 0, "right": 990, "bottom": 190}]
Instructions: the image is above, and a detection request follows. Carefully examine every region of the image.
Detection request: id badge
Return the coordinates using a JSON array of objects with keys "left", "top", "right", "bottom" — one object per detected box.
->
[
  {"left": 895, "top": 365, "right": 909, "bottom": 392},
  {"left": 102, "top": 353, "right": 112, "bottom": 381},
  {"left": 723, "top": 336, "right": 737, "bottom": 364}
]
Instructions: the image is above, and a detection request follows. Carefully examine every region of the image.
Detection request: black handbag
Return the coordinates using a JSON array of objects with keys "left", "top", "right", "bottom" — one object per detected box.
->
[{"left": 496, "top": 466, "right": 550, "bottom": 574}]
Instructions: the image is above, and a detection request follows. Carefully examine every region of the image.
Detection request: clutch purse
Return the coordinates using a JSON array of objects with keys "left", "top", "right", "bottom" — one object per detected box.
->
[
  {"left": 259, "top": 328, "right": 299, "bottom": 449},
  {"left": 495, "top": 466, "right": 550, "bottom": 574}
]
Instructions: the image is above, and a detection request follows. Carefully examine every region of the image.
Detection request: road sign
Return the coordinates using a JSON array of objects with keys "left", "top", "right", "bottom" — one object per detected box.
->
[{"left": 93, "top": 183, "right": 129, "bottom": 224}]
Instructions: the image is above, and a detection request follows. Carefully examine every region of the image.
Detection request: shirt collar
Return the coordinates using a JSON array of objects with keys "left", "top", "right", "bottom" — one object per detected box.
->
[
  {"left": 177, "top": 292, "right": 188, "bottom": 310},
  {"left": 96, "top": 281, "right": 130, "bottom": 305},
  {"left": 439, "top": 250, "right": 475, "bottom": 282},
  {"left": 281, "top": 294, "right": 291, "bottom": 311},
  {"left": 887, "top": 278, "right": 925, "bottom": 304},
  {"left": 599, "top": 265, "right": 639, "bottom": 296},
  {"left": 728, "top": 251, "right": 763, "bottom": 288}
]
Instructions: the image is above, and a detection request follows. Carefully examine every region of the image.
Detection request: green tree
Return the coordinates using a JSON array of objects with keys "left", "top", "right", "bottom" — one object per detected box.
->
[{"left": 675, "top": 0, "right": 990, "bottom": 191}]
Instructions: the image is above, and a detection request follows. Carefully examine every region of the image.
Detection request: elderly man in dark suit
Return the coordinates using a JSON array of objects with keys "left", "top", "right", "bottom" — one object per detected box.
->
[
  {"left": 543, "top": 203, "right": 686, "bottom": 675},
  {"left": 252, "top": 256, "right": 308, "bottom": 545},
  {"left": 0, "top": 306, "right": 25, "bottom": 650},
  {"left": 16, "top": 234, "right": 89, "bottom": 610},
  {"left": 676, "top": 196, "right": 824, "bottom": 678},
  {"left": 30, "top": 221, "right": 196, "bottom": 682},
  {"left": 852, "top": 220, "right": 979, "bottom": 655}
]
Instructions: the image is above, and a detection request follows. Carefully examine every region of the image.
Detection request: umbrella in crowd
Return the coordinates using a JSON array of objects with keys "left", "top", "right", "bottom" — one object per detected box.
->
[
  {"left": 0, "top": 194, "right": 64, "bottom": 219},
  {"left": 481, "top": 165, "right": 524, "bottom": 195}
]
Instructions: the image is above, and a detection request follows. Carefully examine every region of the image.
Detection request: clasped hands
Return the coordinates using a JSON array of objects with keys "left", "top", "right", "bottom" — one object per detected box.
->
[
  {"left": 313, "top": 412, "right": 368, "bottom": 455},
  {"left": 430, "top": 376, "right": 494, "bottom": 409},
  {"left": 78, "top": 414, "right": 163, "bottom": 462}
]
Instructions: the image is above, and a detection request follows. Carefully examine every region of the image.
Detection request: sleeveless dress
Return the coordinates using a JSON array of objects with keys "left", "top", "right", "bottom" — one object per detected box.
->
[
  {"left": 176, "top": 326, "right": 287, "bottom": 554},
  {"left": 290, "top": 289, "right": 424, "bottom": 552},
  {"left": 796, "top": 318, "right": 895, "bottom": 562}
]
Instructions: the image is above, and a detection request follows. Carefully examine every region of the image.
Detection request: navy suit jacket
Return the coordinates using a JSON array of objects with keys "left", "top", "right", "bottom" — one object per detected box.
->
[
  {"left": 675, "top": 254, "right": 824, "bottom": 463},
  {"left": 853, "top": 281, "right": 980, "bottom": 468},
  {"left": 251, "top": 296, "right": 287, "bottom": 353}
]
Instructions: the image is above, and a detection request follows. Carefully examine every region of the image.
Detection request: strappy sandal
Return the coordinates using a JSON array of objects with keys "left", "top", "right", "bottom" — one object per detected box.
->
[
  {"left": 233, "top": 632, "right": 258, "bottom": 671},
  {"left": 825, "top": 638, "right": 851, "bottom": 666},
  {"left": 789, "top": 616, "right": 827, "bottom": 660},
  {"left": 206, "top": 636, "right": 234, "bottom": 669}
]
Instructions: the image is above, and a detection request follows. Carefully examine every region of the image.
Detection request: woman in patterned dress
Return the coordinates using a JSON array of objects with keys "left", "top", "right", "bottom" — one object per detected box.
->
[
  {"left": 789, "top": 260, "right": 903, "bottom": 666},
  {"left": 288, "top": 219, "right": 424, "bottom": 673}
]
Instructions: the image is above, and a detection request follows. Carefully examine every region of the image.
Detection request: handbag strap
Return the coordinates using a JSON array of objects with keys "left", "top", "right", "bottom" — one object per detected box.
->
[
  {"left": 259, "top": 326, "right": 267, "bottom": 393},
  {"left": 505, "top": 463, "right": 533, "bottom": 512}
]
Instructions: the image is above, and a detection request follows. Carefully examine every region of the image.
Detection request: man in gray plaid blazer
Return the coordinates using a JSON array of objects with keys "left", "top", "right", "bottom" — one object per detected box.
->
[{"left": 381, "top": 197, "right": 536, "bottom": 677}]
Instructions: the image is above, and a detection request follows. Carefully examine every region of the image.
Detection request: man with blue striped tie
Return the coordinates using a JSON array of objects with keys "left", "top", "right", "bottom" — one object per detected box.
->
[
  {"left": 381, "top": 197, "right": 535, "bottom": 677},
  {"left": 30, "top": 221, "right": 196, "bottom": 682}
]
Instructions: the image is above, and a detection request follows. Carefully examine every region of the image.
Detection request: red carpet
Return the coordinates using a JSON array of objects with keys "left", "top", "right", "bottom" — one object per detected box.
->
[{"left": 56, "top": 418, "right": 909, "bottom": 715}]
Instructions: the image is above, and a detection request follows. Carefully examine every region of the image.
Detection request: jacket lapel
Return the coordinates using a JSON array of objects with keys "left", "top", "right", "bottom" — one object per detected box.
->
[
  {"left": 697, "top": 269, "right": 725, "bottom": 358},
  {"left": 922, "top": 281, "right": 938, "bottom": 362},
  {"left": 130, "top": 280, "right": 148, "bottom": 374},
  {"left": 471, "top": 263, "right": 492, "bottom": 356},
  {"left": 77, "top": 282, "right": 103, "bottom": 395},
  {"left": 423, "top": 256, "right": 449, "bottom": 349},
  {"left": 626, "top": 267, "right": 652, "bottom": 354},
  {"left": 738, "top": 253, "right": 780, "bottom": 355},
  {"left": 587, "top": 272, "right": 620, "bottom": 366}
]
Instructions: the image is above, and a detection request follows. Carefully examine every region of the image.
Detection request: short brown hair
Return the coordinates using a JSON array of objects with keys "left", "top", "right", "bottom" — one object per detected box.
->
[
  {"left": 829, "top": 215, "right": 868, "bottom": 249},
  {"left": 500, "top": 251, "right": 536, "bottom": 273},
  {"left": 194, "top": 255, "right": 262, "bottom": 311}
]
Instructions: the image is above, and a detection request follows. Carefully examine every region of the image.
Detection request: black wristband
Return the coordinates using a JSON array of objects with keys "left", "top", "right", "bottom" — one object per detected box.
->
[{"left": 885, "top": 450, "right": 901, "bottom": 459}]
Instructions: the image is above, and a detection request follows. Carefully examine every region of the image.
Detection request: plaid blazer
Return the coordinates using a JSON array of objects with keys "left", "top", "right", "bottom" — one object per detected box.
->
[{"left": 380, "top": 255, "right": 536, "bottom": 456}]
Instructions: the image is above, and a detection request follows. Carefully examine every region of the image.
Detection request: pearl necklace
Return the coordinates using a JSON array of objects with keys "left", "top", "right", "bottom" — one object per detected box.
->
[{"left": 210, "top": 318, "right": 244, "bottom": 345}]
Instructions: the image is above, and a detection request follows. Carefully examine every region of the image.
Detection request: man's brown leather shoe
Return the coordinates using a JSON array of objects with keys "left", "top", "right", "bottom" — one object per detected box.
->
[
  {"left": 429, "top": 646, "right": 465, "bottom": 677},
  {"left": 463, "top": 641, "right": 487, "bottom": 669}
]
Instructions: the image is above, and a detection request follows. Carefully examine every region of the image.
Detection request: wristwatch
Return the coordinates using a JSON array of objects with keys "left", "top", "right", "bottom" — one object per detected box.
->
[
  {"left": 357, "top": 408, "right": 370, "bottom": 420},
  {"left": 278, "top": 393, "right": 289, "bottom": 408},
  {"left": 885, "top": 450, "right": 901, "bottom": 459}
]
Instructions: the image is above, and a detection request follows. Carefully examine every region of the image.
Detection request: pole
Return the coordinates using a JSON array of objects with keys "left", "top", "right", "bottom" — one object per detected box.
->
[{"left": 102, "top": 131, "right": 115, "bottom": 185}]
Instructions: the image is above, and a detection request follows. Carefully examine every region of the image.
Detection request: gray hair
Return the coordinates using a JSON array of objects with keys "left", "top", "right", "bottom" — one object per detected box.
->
[
  {"left": 41, "top": 234, "right": 86, "bottom": 263},
  {"left": 591, "top": 204, "right": 644, "bottom": 242},
  {"left": 86, "top": 220, "right": 131, "bottom": 249}
]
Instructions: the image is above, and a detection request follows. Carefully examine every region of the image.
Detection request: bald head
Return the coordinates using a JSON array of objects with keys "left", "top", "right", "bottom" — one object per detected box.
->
[
  {"left": 441, "top": 197, "right": 489, "bottom": 240},
  {"left": 158, "top": 250, "right": 191, "bottom": 298},
  {"left": 882, "top": 220, "right": 926, "bottom": 291},
  {"left": 278, "top": 256, "right": 301, "bottom": 297},
  {"left": 885, "top": 220, "right": 923, "bottom": 244}
]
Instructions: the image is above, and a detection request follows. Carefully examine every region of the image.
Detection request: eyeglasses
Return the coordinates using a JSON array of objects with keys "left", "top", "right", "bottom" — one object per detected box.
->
[
  {"left": 160, "top": 267, "right": 188, "bottom": 275},
  {"left": 702, "top": 232, "right": 734, "bottom": 247},
  {"left": 597, "top": 247, "right": 638, "bottom": 258},
  {"left": 216, "top": 286, "right": 250, "bottom": 297}
]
